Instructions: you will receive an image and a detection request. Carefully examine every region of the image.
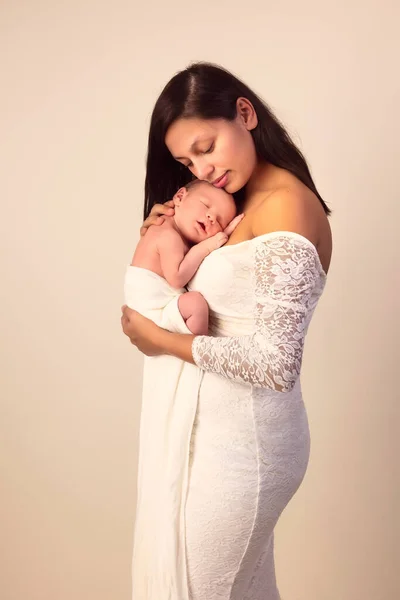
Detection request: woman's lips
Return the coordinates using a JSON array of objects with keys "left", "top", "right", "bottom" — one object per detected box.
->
[{"left": 212, "top": 172, "right": 228, "bottom": 188}]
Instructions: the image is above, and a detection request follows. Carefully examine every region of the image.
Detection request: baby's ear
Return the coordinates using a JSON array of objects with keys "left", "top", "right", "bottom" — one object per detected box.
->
[{"left": 173, "top": 187, "right": 187, "bottom": 207}]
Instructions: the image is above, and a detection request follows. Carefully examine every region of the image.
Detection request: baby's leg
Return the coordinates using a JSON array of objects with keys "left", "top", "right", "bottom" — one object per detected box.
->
[{"left": 178, "top": 292, "right": 209, "bottom": 335}]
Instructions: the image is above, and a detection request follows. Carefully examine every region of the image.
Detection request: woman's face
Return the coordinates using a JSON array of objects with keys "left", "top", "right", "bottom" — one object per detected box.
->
[{"left": 165, "top": 100, "right": 258, "bottom": 194}]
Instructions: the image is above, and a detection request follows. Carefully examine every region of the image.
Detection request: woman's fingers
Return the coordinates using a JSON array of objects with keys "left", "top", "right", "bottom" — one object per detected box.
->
[
  {"left": 140, "top": 215, "right": 165, "bottom": 237},
  {"left": 121, "top": 305, "right": 134, "bottom": 339},
  {"left": 150, "top": 202, "right": 175, "bottom": 217},
  {"left": 140, "top": 202, "right": 175, "bottom": 237},
  {"left": 121, "top": 304, "right": 130, "bottom": 321},
  {"left": 121, "top": 306, "right": 128, "bottom": 327}
]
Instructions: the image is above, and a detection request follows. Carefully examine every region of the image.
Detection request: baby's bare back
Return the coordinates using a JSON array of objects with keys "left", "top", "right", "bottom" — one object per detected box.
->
[
  {"left": 131, "top": 219, "right": 189, "bottom": 278},
  {"left": 131, "top": 216, "right": 231, "bottom": 290}
]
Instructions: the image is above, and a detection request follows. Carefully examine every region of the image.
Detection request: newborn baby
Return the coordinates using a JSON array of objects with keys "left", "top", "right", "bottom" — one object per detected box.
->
[{"left": 125, "top": 180, "right": 241, "bottom": 335}]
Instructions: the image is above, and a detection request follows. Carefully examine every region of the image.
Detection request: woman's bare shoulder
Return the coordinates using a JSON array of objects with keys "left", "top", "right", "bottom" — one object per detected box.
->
[{"left": 250, "top": 186, "right": 332, "bottom": 272}]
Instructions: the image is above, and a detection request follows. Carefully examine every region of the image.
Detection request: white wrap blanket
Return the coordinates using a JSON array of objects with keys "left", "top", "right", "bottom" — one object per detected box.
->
[{"left": 124, "top": 265, "right": 200, "bottom": 600}]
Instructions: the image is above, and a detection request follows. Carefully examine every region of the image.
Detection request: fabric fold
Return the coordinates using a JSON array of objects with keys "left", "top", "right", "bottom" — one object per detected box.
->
[{"left": 124, "top": 265, "right": 200, "bottom": 599}]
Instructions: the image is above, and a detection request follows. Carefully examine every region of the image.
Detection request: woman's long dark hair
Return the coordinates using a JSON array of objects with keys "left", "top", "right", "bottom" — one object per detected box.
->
[{"left": 144, "top": 62, "right": 331, "bottom": 218}]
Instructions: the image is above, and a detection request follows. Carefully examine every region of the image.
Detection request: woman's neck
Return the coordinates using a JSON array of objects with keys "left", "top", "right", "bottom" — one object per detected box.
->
[
  {"left": 244, "top": 161, "right": 295, "bottom": 209},
  {"left": 245, "top": 161, "right": 273, "bottom": 194}
]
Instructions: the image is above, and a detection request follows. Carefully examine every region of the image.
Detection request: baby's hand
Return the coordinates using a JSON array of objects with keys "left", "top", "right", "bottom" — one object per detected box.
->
[
  {"left": 206, "top": 231, "right": 228, "bottom": 253},
  {"left": 224, "top": 213, "right": 244, "bottom": 237}
]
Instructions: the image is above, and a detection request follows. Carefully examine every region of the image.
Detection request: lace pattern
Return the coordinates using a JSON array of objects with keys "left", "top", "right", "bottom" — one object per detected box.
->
[{"left": 192, "top": 235, "right": 325, "bottom": 393}]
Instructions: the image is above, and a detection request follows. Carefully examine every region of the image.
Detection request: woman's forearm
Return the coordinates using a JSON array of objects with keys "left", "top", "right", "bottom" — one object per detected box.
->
[{"left": 160, "top": 329, "right": 196, "bottom": 364}]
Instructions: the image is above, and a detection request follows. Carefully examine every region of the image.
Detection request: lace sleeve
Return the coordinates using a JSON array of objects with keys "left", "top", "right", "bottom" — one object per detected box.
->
[{"left": 191, "top": 235, "right": 324, "bottom": 392}]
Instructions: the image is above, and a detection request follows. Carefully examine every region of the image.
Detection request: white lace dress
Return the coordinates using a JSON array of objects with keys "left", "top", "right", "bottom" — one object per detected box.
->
[{"left": 183, "top": 232, "right": 327, "bottom": 599}]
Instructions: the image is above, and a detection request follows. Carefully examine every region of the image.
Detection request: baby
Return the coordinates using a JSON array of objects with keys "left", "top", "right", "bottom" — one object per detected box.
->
[{"left": 125, "top": 180, "right": 241, "bottom": 335}]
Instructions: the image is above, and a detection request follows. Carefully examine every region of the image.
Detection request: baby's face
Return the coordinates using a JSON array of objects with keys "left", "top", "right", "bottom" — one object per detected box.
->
[{"left": 173, "top": 183, "right": 236, "bottom": 243}]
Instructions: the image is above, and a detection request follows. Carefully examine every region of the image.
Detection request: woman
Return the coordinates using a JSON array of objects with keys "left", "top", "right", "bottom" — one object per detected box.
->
[{"left": 121, "top": 62, "right": 332, "bottom": 600}]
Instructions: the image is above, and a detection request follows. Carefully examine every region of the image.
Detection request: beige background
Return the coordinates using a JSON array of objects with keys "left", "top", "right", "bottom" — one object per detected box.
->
[{"left": 1, "top": 1, "right": 399, "bottom": 598}]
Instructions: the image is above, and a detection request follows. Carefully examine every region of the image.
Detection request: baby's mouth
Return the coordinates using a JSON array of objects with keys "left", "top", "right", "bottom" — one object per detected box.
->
[{"left": 198, "top": 221, "right": 207, "bottom": 233}]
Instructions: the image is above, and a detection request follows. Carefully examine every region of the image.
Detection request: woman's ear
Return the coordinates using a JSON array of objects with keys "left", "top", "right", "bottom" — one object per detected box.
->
[
  {"left": 173, "top": 187, "right": 187, "bottom": 207},
  {"left": 236, "top": 97, "right": 258, "bottom": 131}
]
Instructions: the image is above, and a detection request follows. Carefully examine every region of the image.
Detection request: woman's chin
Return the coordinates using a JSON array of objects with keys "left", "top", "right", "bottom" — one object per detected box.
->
[{"left": 225, "top": 172, "right": 251, "bottom": 195}]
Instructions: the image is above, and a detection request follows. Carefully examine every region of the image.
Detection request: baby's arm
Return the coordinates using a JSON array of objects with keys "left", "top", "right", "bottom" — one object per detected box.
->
[{"left": 158, "top": 230, "right": 227, "bottom": 289}]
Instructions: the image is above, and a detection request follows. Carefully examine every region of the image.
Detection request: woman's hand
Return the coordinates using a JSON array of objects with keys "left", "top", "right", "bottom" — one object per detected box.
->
[
  {"left": 121, "top": 305, "right": 196, "bottom": 363},
  {"left": 121, "top": 305, "right": 165, "bottom": 356},
  {"left": 140, "top": 200, "right": 175, "bottom": 237}
]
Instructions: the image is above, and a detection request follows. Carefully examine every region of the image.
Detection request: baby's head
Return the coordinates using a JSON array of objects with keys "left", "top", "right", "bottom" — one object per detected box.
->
[{"left": 173, "top": 180, "right": 237, "bottom": 243}]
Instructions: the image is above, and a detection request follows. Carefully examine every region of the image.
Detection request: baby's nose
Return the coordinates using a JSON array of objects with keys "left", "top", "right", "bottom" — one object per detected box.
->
[{"left": 206, "top": 212, "right": 215, "bottom": 223}]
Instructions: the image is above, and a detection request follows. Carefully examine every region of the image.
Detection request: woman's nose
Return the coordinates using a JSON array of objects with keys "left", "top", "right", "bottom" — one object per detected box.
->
[{"left": 195, "top": 159, "right": 214, "bottom": 181}]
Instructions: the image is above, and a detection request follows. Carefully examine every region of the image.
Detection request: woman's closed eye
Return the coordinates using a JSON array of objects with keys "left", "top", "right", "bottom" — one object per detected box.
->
[{"left": 180, "top": 143, "right": 214, "bottom": 169}]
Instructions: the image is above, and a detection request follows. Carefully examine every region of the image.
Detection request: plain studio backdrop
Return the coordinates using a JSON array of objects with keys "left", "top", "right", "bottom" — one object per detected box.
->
[{"left": 1, "top": 1, "right": 399, "bottom": 599}]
